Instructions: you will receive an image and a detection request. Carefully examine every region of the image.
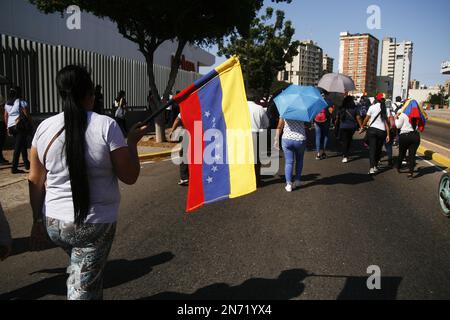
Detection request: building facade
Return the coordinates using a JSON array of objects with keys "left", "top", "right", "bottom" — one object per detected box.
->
[
  {"left": 0, "top": 0, "right": 215, "bottom": 114},
  {"left": 339, "top": 32, "right": 379, "bottom": 95},
  {"left": 410, "top": 79, "right": 420, "bottom": 90},
  {"left": 322, "top": 54, "right": 334, "bottom": 75},
  {"left": 380, "top": 37, "right": 413, "bottom": 99},
  {"left": 279, "top": 40, "right": 323, "bottom": 86},
  {"left": 442, "top": 61, "right": 450, "bottom": 75},
  {"left": 392, "top": 42, "right": 413, "bottom": 100}
]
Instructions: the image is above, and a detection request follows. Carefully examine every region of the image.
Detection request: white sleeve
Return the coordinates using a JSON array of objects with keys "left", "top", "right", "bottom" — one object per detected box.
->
[
  {"left": 107, "top": 120, "right": 128, "bottom": 152},
  {"left": 395, "top": 115, "right": 404, "bottom": 130},
  {"left": 366, "top": 106, "right": 374, "bottom": 117}
]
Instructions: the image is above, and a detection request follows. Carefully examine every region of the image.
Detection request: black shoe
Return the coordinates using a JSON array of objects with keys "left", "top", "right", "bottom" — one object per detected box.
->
[
  {"left": 0, "top": 159, "right": 10, "bottom": 165},
  {"left": 24, "top": 162, "right": 30, "bottom": 171},
  {"left": 11, "top": 169, "right": 26, "bottom": 174}
]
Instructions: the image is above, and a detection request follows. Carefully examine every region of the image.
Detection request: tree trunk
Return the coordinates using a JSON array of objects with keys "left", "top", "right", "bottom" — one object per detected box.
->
[
  {"left": 143, "top": 39, "right": 187, "bottom": 143},
  {"left": 144, "top": 51, "right": 166, "bottom": 143}
]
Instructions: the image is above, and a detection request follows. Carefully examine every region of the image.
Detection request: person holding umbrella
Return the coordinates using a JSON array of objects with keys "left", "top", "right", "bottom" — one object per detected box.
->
[{"left": 273, "top": 85, "right": 328, "bottom": 192}]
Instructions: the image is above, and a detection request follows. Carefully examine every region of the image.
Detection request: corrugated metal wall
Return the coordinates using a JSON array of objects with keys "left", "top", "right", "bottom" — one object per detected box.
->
[{"left": 0, "top": 34, "right": 201, "bottom": 114}]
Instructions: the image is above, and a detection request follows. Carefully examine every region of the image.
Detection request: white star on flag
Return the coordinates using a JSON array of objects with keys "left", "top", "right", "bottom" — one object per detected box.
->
[
  {"left": 204, "top": 111, "right": 211, "bottom": 118},
  {"left": 207, "top": 176, "right": 213, "bottom": 184},
  {"left": 212, "top": 166, "right": 219, "bottom": 173}
]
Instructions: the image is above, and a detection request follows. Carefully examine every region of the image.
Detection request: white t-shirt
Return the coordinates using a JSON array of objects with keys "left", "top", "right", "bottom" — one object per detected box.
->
[
  {"left": 282, "top": 119, "right": 306, "bottom": 141},
  {"left": 367, "top": 103, "right": 388, "bottom": 131},
  {"left": 32, "top": 112, "right": 128, "bottom": 224},
  {"left": 248, "top": 101, "right": 269, "bottom": 133},
  {"left": 395, "top": 113, "right": 415, "bottom": 134},
  {"left": 5, "top": 99, "right": 28, "bottom": 128}
]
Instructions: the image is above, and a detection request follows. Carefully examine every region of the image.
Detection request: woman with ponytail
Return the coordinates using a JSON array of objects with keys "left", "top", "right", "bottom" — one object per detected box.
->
[
  {"left": 28, "top": 65, "right": 148, "bottom": 300},
  {"left": 360, "top": 93, "right": 390, "bottom": 175}
]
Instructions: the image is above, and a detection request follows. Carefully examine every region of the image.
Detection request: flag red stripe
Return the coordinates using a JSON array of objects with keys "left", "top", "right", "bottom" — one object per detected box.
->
[{"left": 179, "top": 92, "right": 205, "bottom": 212}]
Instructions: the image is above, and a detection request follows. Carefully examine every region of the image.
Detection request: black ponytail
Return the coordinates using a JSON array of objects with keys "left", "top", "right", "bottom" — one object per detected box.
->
[
  {"left": 379, "top": 99, "right": 388, "bottom": 121},
  {"left": 56, "top": 66, "right": 93, "bottom": 225}
]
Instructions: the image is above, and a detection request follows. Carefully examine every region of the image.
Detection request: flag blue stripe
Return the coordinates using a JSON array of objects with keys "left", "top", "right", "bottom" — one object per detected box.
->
[{"left": 197, "top": 76, "right": 231, "bottom": 203}]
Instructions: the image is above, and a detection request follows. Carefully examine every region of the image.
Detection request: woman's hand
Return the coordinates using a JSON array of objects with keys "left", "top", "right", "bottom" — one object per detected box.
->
[
  {"left": 127, "top": 122, "right": 149, "bottom": 145},
  {"left": 30, "top": 221, "right": 49, "bottom": 252},
  {"left": 273, "top": 138, "right": 280, "bottom": 151},
  {"left": 386, "top": 135, "right": 391, "bottom": 144}
]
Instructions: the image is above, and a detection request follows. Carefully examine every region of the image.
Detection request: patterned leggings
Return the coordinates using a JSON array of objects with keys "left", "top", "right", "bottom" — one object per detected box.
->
[{"left": 46, "top": 218, "right": 116, "bottom": 300}]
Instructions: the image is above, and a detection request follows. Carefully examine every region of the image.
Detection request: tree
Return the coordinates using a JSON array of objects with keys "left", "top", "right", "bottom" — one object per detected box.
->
[
  {"left": 428, "top": 88, "right": 448, "bottom": 107},
  {"left": 217, "top": 7, "right": 299, "bottom": 100},
  {"left": 30, "top": 0, "right": 292, "bottom": 142}
]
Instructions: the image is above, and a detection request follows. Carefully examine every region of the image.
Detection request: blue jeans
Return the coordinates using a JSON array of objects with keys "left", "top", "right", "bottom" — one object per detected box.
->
[
  {"left": 282, "top": 139, "right": 307, "bottom": 184},
  {"left": 314, "top": 122, "right": 330, "bottom": 154}
]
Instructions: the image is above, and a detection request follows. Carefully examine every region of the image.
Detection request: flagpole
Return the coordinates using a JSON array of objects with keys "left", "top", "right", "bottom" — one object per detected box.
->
[{"left": 142, "top": 99, "right": 176, "bottom": 125}]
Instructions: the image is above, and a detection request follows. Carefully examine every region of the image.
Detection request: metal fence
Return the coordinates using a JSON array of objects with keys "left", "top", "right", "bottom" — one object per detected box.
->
[{"left": 0, "top": 33, "right": 202, "bottom": 114}]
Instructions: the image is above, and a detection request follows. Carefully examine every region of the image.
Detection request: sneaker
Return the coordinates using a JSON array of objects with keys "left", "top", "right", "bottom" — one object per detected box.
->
[
  {"left": 342, "top": 157, "right": 348, "bottom": 163},
  {"left": 373, "top": 166, "right": 379, "bottom": 173},
  {"left": 285, "top": 184, "right": 293, "bottom": 192},
  {"left": 11, "top": 169, "right": 26, "bottom": 174},
  {"left": 369, "top": 168, "right": 376, "bottom": 175},
  {"left": 315, "top": 154, "right": 321, "bottom": 160},
  {"left": 24, "top": 162, "right": 30, "bottom": 171},
  {"left": 0, "top": 159, "right": 10, "bottom": 165},
  {"left": 178, "top": 179, "right": 189, "bottom": 186},
  {"left": 321, "top": 153, "right": 328, "bottom": 160},
  {"left": 293, "top": 180, "right": 301, "bottom": 189}
]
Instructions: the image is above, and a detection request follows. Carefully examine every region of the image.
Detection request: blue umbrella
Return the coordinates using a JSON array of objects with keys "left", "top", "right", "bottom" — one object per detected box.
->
[{"left": 274, "top": 85, "right": 328, "bottom": 122}]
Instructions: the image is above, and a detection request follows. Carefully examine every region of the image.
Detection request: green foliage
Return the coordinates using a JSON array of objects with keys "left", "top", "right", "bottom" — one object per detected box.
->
[
  {"left": 427, "top": 88, "right": 448, "bottom": 105},
  {"left": 217, "top": 7, "right": 299, "bottom": 99}
]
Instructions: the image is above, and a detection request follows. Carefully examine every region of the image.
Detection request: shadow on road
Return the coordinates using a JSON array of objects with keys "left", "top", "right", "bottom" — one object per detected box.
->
[
  {"left": 301, "top": 173, "right": 374, "bottom": 189},
  {"left": 141, "top": 269, "right": 403, "bottom": 301},
  {"left": 142, "top": 269, "right": 309, "bottom": 300},
  {"left": 336, "top": 276, "right": 403, "bottom": 300},
  {"left": 9, "top": 237, "right": 58, "bottom": 258},
  {"left": 415, "top": 166, "right": 447, "bottom": 179},
  {"left": 0, "top": 252, "right": 174, "bottom": 300}
]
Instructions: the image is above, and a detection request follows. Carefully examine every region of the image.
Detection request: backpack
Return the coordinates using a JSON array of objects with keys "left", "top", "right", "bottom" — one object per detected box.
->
[{"left": 315, "top": 108, "right": 328, "bottom": 123}]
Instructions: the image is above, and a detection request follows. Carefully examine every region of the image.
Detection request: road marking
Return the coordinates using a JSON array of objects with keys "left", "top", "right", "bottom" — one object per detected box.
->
[{"left": 417, "top": 155, "right": 448, "bottom": 174}]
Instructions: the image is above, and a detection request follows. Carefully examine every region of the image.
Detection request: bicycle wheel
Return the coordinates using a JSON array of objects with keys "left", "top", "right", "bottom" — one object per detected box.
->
[{"left": 439, "top": 173, "right": 450, "bottom": 217}]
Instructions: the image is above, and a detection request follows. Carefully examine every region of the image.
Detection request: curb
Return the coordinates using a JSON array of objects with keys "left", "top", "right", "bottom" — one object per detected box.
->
[
  {"left": 138, "top": 149, "right": 178, "bottom": 162},
  {"left": 428, "top": 117, "right": 450, "bottom": 126},
  {"left": 417, "top": 145, "right": 450, "bottom": 169}
]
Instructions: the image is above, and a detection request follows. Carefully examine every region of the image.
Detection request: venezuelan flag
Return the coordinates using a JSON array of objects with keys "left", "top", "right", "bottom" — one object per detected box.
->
[
  {"left": 174, "top": 56, "right": 256, "bottom": 212},
  {"left": 399, "top": 99, "right": 428, "bottom": 132}
]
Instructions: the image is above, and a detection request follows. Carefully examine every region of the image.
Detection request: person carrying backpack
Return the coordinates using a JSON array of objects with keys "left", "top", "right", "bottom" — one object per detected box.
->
[{"left": 314, "top": 91, "right": 333, "bottom": 160}]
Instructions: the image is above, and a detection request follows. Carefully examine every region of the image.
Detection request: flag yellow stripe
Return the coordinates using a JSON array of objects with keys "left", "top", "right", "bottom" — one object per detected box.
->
[{"left": 216, "top": 57, "right": 256, "bottom": 198}]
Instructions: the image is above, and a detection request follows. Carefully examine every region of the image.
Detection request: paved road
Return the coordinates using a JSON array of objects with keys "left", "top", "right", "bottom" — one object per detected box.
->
[
  {"left": 0, "top": 136, "right": 449, "bottom": 300},
  {"left": 422, "top": 120, "right": 450, "bottom": 149}
]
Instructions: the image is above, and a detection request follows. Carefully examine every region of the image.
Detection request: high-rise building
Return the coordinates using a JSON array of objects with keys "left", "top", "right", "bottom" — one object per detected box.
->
[
  {"left": 442, "top": 61, "right": 450, "bottom": 74},
  {"left": 380, "top": 37, "right": 397, "bottom": 78},
  {"left": 322, "top": 54, "right": 334, "bottom": 75},
  {"left": 279, "top": 40, "right": 323, "bottom": 86},
  {"left": 410, "top": 79, "right": 420, "bottom": 90},
  {"left": 339, "top": 32, "right": 379, "bottom": 95},
  {"left": 380, "top": 37, "right": 413, "bottom": 99},
  {"left": 392, "top": 42, "right": 413, "bottom": 100}
]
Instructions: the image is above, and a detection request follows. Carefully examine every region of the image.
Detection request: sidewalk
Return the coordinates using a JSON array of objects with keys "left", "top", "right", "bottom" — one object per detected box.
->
[
  {"left": 427, "top": 108, "right": 450, "bottom": 123},
  {"left": 418, "top": 139, "right": 450, "bottom": 169},
  {"left": 0, "top": 134, "right": 179, "bottom": 188}
]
